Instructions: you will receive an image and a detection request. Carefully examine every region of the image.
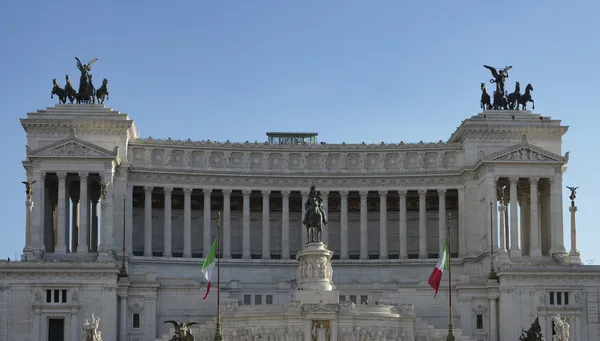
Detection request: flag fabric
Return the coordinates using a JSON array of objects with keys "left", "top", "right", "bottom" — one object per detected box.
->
[
  {"left": 202, "top": 238, "right": 218, "bottom": 299},
  {"left": 428, "top": 238, "right": 450, "bottom": 298}
]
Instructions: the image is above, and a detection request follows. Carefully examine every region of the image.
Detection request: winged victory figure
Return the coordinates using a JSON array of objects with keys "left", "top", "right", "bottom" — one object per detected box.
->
[
  {"left": 164, "top": 320, "right": 199, "bottom": 341},
  {"left": 483, "top": 64, "right": 512, "bottom": 95},
  {"left": 74, "top": 57, "right": 98, "bottom": 96}
]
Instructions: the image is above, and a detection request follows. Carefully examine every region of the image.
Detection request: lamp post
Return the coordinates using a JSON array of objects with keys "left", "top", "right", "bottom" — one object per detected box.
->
[{"left": 446, "top": 212, "right": 455, "bottom": 341}]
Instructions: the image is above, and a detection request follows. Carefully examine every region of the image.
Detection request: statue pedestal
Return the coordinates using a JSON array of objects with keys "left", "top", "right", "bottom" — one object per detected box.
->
[{"left": 294, "top": 242, "right": 339, "bottom": 305}]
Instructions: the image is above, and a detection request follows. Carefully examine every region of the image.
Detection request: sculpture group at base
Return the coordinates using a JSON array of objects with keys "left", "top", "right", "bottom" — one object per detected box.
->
[
  {"left": 165, "top": 320, "right": 199, "bottom": 341},
  {"left": 82, "top": 314, "right": 102, "bottom": 341},
  {"left": 51, "top": 57, "right": 109, "bottom": 105},
  {"left": 480, "top": 65, "right": 535, "bottom": 111},
  {"left": 302, "top": 185, "right": 328, "bottom": 243},
  {"left": 519, "top": 316, "right": 544, "bottom": 341}
]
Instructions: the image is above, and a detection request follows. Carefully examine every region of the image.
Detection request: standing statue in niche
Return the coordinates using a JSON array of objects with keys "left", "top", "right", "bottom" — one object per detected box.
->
[{"left": 302, "top": 185, "right": 328, "bottom": 243}]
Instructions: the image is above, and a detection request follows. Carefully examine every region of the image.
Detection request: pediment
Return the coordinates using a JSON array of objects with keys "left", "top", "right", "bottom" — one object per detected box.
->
[
  {"left": 304, "top": 304, "right": 338, "bottom": 313},
  {"left": 486, "top": 136, "right": 568, "bottom": 163},
  {"left": 28, "top": 135, "right": 118, "bottom": 159}
]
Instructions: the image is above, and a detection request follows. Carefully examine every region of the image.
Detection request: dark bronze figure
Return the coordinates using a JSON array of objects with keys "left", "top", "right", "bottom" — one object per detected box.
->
[
  {"left": 480, "top": 65, "right": 537, "bottom": 111},
  {"left": 22, "top": 181, "right": 36, "bottom": 199},
  {"left": 519, "top": 316, "right": 544, "bottom": 341},
  {"left": 566, "top": 186, "right": 578, "bottom": 207},
  {"left": 518, "top": 83, "right": 535, "bottom": 110},
  {"left": 484, "top": 65, "right": 512, "bottom": 96},
  {"left": 164, "top": 321, "right": 199, "bottom": 341},
  {"left": 506, "top": 81, "right": 521, "bottom": 110},
  {"left": 51, "top": 79, "right": 68, "bottom": 104},
  {"left": 302, "top": 185, "right": 328, "bottom": 243},
  {"left": 96, "top": 78, "right": 109, "bottom": 104},
  {"left": 65, "top": 75, "right": 77, "bottom": 104},
  {"left": 480, "top": 83, "right": 491, "bottom": 110}
]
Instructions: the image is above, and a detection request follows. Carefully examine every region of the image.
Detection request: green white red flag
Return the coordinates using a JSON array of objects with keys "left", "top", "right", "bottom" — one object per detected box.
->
[
  {"left": 202, "top": 238, "right": 217, "bottom": 299},
  {"left": 428, "top": 238, "right": 450, "bottom": 298}
]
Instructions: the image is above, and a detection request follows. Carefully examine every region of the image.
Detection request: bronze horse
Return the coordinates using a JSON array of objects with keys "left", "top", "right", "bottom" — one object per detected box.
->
[
  {"left": 518, "top": 83, "right": 535, "bottom": 110},
  {"left": 480, "top": 83, "right": 491, "bottom": 110},
  {"left": 51, "top": 79, "right": 68, "bottom": 104},
  {"left": 519, "top": 316, "right": 543, "bottom": 341},
  {"left": 96, "top": 78, "right": 109, "bottom": 104},
  {"left": 65, "top": 75, "right": 77, "bottom": 104},
  {"left": 506, "top": 81, "right": 521, "bottom": 110}
]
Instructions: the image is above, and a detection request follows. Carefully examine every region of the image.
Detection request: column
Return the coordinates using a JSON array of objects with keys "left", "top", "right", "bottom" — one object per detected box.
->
[
  {"left": 519, "top": 191, "right": 530, "bottom": 256},
  {"left": 418, "top": 189, "right": 427, "bottom": 259},
  {"left": 242, "top": 190, "right": 251, "bottom": 259},
  {"left": 301, "top": 190, "right": 309, "bottom": 246},
  {"left": 222, "top": 189, "right": 232, "bottom": 259},
  {"left": 569, "top": 205, "right": 580, "bottom": 260},
  {"left": 262, "top": 190, "right": 271, "bottom": 259},
  {"left": 498, "top": 204, "right": 508, "bottom": 254},
  {"left": 143, "top": 186, "right": 153, "bottom": 257},
  {"left": 71, "top": 197, "right": 79, "bottom": 252},
  {"left": 203, "top": 189, "right": 212, "bottom": 256},
  {"left": 91, "top": 198, "right": 99, "bottom": 252},
  {"left": 99, "top": 173, "right": 115, "bottom": 251},
  {"left": 359, "top": 190, "right": 369, "bottom": 260},
  {"left": 78, "top": 173, "right": 89, "bottom": 254},
  {"left": 55, "top": 172, "right": 67, "bottom": 253},
  {"left": 457, "top": 188, "right": 466, "bottom": 257},
  {"left": 438, "top": 189, "right": 447, "bottom": 252},
  {"left": 529, "top": 177, "right": 542, "bottom": 257},
  {"left": 321, "top": 191, "right": 329, "bottom": 244},
  {"left": 119, "top": 291, "right": 128, "bottom": 341},
  {"left": 398, "top": 190, "right": 408, "bottom": 259},
  {"left": 125, "top": 185, "right": 133, "bottom": 256},
  {"left": 25, "top": 185, "right": 33, "bottom": 250},
  {"left": 509, "top": 177, "right": 520, "bottom": 257},
  {"left": 379, "top": 190, "right": 388, "bottom": 259},
  {"left": 163, "top": 187, "right": 173, "bottom": 257},
  {"left": 489, "top": 297, "right": 498, "bottom": 341},
  {"left": 33, "top": 172, "right": 46, "bottom": 250},
  {"left": 65, "top": 179, "right": 71, "bottom": 252},
  {"left": 550, "top": 176, "right": 565, "bottom": 253},
  {"left": 183, "top": 188, "right": 192, "bottom": 258},
  {"left": 281, "top": 190, "right": 290, "bottom": 259},
  {"left": 340, "top": 191, "right": 349, "bottom": 259}
]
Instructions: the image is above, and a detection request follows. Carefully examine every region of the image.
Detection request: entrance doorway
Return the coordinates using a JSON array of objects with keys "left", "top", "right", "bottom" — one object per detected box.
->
[{"left": 48, "top": 318, "right": 65, "bottom": 341}]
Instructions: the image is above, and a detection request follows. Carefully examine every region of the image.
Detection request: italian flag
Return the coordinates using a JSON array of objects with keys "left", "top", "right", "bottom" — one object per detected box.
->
[
  {"left": 428, "top": 238, "right": 449, "bottom": 298},
  {"left": 202, "top": 238, "right": 218, "bottom": 300}
]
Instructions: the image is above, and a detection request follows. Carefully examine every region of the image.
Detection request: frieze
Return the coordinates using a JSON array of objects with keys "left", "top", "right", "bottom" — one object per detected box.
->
[
  {"left": 448, "top": 125, "right": 569, "bottom": 143},
  {"left": 337, "top": 326, "right": 412, "bottom": 341},
  {"left": 127, "top": 172, "right": 465, "bottom": 189}
]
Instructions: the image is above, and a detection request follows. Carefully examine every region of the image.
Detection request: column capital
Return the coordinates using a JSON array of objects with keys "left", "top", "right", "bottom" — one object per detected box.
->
[
  {"left": 281, "top": 190, "right": 291, "bottom": 197},
  {"left": 144, "top": 186, "right": 154, "bottom": 194},
  {"left": 398, "top": 189, "right": 407, "bottom": 196},
  {"left": 494, "top": 175, "right": 502, "bottom": 182},
  {"left": 222, "top": 189, "right": 232, "bottom": 196},
  {"left": 509, "top": 176, "right": 519, "bottom": 183},
  {"left": 242, "top": 189, "right": 252, "bottom": 196},
  {"left": 163, "top": 187, "right": 173, "bottom": 195},
  {"left": 378, "top": 190, "right": 387, "bottom": 197},
  {"left": 320, "top": 190, "right": 329, "bottom": 197},
  {"left": 203, "top": 189, "right": 213, "bottom": 196},
  {"left": 529, "top": 177, "right": 540, "bottom": 184},
  {"left": 418, "top": 188, "right": 427, "bottom": 195},
  {"left": 359, "top": 190, "right": 369, "bottom": 197},
  {"left": 183, "top": 188, "right": 193, "bottom": 196},
  {"left": 261, "top": 189, "right": 271, "bottom": 197},
  {"left": 57, "top": 172, "right": 67, "bottom": 180},
  {"left": 437, "top": 189, "right": 447, "bottom": 195},
  {"left": 339, "top": 190, "right": 349, "bottom": 198},
  {"left": 78, "top": 172, "right": 89, "bottom": 181}
]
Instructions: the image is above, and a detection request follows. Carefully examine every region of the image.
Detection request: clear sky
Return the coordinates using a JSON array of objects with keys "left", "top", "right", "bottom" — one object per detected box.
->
[{"left": 1, "top": 1, "right": 598, "bottom": 263}]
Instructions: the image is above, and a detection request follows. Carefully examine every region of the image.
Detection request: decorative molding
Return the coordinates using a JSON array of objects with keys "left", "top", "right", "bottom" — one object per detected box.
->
[{"left": 28, "top": 136, "right": 119, "bottom": 160}]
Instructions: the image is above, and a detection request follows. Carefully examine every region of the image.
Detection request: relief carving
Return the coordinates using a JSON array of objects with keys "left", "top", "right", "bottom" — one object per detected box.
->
[{"left": 495, "top": 147, "right": 553, "bottom": 161}]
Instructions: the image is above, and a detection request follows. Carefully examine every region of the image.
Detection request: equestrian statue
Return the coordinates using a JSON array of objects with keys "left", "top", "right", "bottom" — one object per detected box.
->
[
  {"left": 49, "top": 57, "right": 110, "bottom": 105},
  {"left": 480, "top": 65, "right": 535, "bottom": 111},
  {"left": 164, "top": 320, "right": 199, "bottom": 341},
  {"left": 302, "top": 185, "right": 328, "bottom": 244}
]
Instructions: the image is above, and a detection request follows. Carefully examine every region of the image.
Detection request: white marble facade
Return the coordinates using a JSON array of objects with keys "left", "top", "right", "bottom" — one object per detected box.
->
[{"left": 0, "top": 104, "right": 599, "bottom": 341}]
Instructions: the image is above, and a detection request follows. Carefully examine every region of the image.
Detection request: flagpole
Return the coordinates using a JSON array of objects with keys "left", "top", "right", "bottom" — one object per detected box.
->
[
  {"left": 446, "top": 212, "right": 455, "bottom": 341},
  {"left": 213, "top": 212, "right": 223, "bottom": 341}
]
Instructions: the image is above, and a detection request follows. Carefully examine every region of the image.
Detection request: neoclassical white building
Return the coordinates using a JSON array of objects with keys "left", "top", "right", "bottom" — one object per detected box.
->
[{"left": 1, "top": 104, "right": 599, "bottom": 341}]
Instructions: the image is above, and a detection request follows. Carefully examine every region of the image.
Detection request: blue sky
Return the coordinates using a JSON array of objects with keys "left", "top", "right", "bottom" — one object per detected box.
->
[{"left": 0, "top": 1, "right": 598, "bottom": 263}]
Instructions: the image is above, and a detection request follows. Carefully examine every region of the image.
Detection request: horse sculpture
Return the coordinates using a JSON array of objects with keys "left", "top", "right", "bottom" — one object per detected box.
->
[
  {"left": 506, "top": 81, "right": 521, "bottom": 110},
  {"left": 480, "top": 83, "right": 491, "bottom": 110},
  {"left": 519, "top": 316, "right": 544, "bottom": 341},
  {"left": 302, "top": 185, "right": 328, "bottom": 243},
  {"left": 65, "top": 75, "right": 77, "bottom": 104},
  {"left": 51, "top": 79, "right": 67, "bottom": 104},
  {"left": 96, "top": 78, "right": 109, "bottom": 104},
  {"left": 164, "top": 320, "right": 199, "bottom": 341},
  {"left": 518, "top": 83, "right": 535, "bottom": 110}
]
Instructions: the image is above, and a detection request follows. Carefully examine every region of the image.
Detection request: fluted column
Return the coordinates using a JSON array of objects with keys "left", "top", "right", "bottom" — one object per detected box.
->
[
  {"left": 203, "top": 189, "right": 212, "bottom": 256},
  {"left": 78, "top": 173, "right": 89, "bottom": 254},
  {"left": 125, "top": 185, "right": 133, "bottom": 256},
  {"left": 183, "top": 188, "right": 192, "bottom": 258},
  {"left": 301, "top": 190, "right": 309, "bottom": 246},
  {"left": 321, "top": 191, "right": 329, "bottom": 244},
  {"left": 418, "top": 189, "right": 427, "bottom": 259},
  {"left": 379, "top": 190, "right": 388, "bottom": 259},
  {"left": 242, "top": 190, "right": 251, "bottom": 259},
  {"left": 359, "top": 190, "right": 369, "bottom": 260},
  {"left": 529, "top": 177, "right": 542, "bottom": 257},
  {"left": 550, "top": 176, "right": 565, "bottom": 253},
  {"left": 55, "top": 172, "right": 67, "bottom": 253},
  {"left": 498, "top": 204, "right": 508, "bottom": 253},
  {"left": 222, "top": 189, "right": 232, "bottom": 259},
  {"left": 163, "top": 187, "right": 173, "bottom": 257},
  {"left": 262, "top": 190, "right": 271, "bottom": 259},
  {"left": 399, "top": 190, "right": 408, "bottom": 259},
  {"left": 281, "top": 190, "right": 290, "bottom": 259},
  {"left": 509, "top": 177, "right": 520, "bottom": 257},
  {"left": 33, "top": 172, "right": 46, "bottom": 250},
  {"left": 438, "top": 189, "right": 447, "bottom": 252},
  {"left": 143, "top": 186, "right": 153, "bottom": 257},
  {"left": 519, "top": 191, "right": 530, "bottom": 256},
  {"left": 91, "top": 198, "right": 99, "bottom": 252},
  {"left": 340, "top": 191, "right": 349, "bottom": 259},
  {"left": 457, "top": 188, "right": 466, "bottom": 257},
  {"left": 71, "top": 197, "right": 79, "bottom": 252}
]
